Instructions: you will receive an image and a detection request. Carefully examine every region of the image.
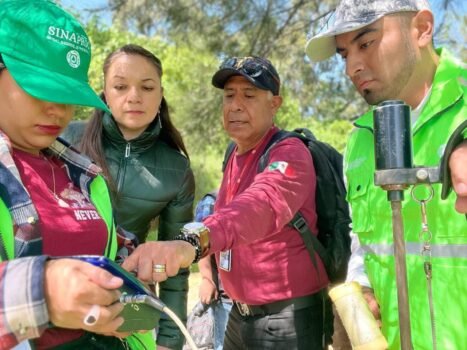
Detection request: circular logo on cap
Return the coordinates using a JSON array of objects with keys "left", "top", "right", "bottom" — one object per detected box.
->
[{"left": 66, "top": 50, "right": 81, "bottom": 68}]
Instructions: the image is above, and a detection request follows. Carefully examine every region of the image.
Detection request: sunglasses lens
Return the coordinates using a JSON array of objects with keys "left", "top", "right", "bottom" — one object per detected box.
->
[
  {"left": 220, "top": 57, "right": 262, "bottom": 76},
  {"left": 221, "top": 57, "right": 238, "bottom": 69},
  {"left": 218, "top": 56, "right": 279, "bottom": 93},
  {"left": 242, "top": 61, "right": 263, "bottom": 78}
]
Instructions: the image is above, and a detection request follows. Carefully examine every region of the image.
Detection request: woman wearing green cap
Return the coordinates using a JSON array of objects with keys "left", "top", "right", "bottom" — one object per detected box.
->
[
  {"left": 0, "top": 1, "right": 153, "bottom": 349},
  {"left": 76, "top": 44, "right": 195, "bottom": 350}
]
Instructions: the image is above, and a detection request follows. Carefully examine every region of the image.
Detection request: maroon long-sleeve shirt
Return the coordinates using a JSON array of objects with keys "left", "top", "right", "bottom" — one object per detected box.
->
[{"left": 204, "top": 126, "right": 328, "bottom": 305}]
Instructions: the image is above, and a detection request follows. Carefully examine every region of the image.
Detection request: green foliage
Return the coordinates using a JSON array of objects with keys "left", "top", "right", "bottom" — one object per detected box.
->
[
  {"left": 73, "top": 20, "right": 228, "bottom": 199},
  {"left": 190, "top": 146, "right": 224, "bottom": 202},
  {"left": 76, "top": 19, "right": 331, "bottom": 200},
  {"left": 73, "top": 18, "right": 170, "bottom": 120},
  {"left": 88, "top": 0, "right": 366, "bottom": 125},
  {"left": 66, "top": 0, "right": 463, "bottom": 203}
]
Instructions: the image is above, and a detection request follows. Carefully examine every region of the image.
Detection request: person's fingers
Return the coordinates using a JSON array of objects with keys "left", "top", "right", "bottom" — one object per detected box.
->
[
  {"left": 121, "top": 252, "right": 138, "bottom": 272},
  {"left": 83, "top": 303, "right": 125, "bottom": 333},
  {"left": 151, "top": 263, "right": 168, "bottom": 283},
  {"left": 82, "top": 262, "right": 124, "bottom": 290},
  {"left": 454, "top": 189, "right": 467, "bottom": 213},
  {"left": 164, "top": 241, "right": 196, "bottom": 276},
  {"left": 84, "top": 315, "right": 125, "bottom": 334},
  {"left": 75, "top": 269, "right": 122, "bottom": 312},
  {"left": 102, "top": 299, "right": 124, "bottom": 318},
  {"left": 83, "top": 305, "right": 101, "bottom": 326},
  {"left": 123, "top": 241, "right": 195, "bottom": 282},
  {"left": 45, "top": 260, "right": 123, "bottom": 329},
  {"left": 200, "top": 294, "right": 212, "bottom": 305},
  {"left": 46, "top": 260, "right": 119, "bottom": 306},
  {"left": 121, "top": 242, "right": 160, "bottom": 281},
  {"left": 122, "top": 240, "right": 197, "bottom": 283},
  {"left": 137, "top": 254, "right": 157, "bottom": 282},
  {"left": 449, "top": 141, "right": 467, "bottom": 213},
  {"left": 362, "top": 287, "right": 381, "bottom": 322},
  {"left": 199, "top": 278, "right": 217, "bottom": 304}
]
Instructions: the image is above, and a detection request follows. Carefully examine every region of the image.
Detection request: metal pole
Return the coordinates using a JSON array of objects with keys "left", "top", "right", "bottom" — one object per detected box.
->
[
  {"left": 391, "top": 200, "right": 413, "bottom": 350},
  {"left": 373, "top": 100, "right": 415, "bottom": 350}
]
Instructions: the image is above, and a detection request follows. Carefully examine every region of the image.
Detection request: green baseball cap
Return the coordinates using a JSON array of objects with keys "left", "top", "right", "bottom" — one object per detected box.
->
[{"left": 0, "top": 0, "right": 109, "bottom": 112}]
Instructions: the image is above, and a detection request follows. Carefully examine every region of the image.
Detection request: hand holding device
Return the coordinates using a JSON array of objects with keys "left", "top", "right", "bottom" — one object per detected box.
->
[
  {"left": 44, "top": 258, "right": 124, "bottom": 333},
  {"left": 67, "top": 255, "right": 162, "bottom": 332},
  {"left": 67, "top": 256, "right": 201, "bottom": 349}
]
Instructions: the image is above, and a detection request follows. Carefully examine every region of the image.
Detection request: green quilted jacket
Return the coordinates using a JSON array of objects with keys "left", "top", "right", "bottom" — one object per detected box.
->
[{"left": 63, "top": 115, "right": 195, "bottom": 349}]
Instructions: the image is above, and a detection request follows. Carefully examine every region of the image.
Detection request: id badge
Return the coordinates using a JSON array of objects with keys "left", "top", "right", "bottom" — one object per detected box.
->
[{"left": 219, "top": 250, "right": 231, "bottom": 271}]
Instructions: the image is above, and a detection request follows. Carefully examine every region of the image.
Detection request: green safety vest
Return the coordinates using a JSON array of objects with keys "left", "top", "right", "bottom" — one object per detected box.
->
[{"left": 344, "top": 49, "right": 467, "bottom": 350}]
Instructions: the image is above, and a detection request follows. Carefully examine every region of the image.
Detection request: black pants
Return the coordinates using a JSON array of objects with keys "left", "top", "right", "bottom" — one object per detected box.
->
[
  {"left": 50, "top": 332, "right": 129, "bottom": 350},
  {"left": 223, "top": 292, "right": 333, "bottom": 350}
]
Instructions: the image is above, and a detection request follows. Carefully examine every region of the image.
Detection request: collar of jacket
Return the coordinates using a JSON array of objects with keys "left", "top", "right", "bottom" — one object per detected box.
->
[{"left": 102, "top": 112, "right": 161, "bottom": 154}]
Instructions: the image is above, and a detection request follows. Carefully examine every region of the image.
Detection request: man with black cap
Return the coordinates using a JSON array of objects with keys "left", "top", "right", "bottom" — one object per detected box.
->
[
  {"left": 306, "top": 0, "right": 466, "bottom": 349},
  {"left": 123, "top": 56, "right": 332, "bottom": 349}
]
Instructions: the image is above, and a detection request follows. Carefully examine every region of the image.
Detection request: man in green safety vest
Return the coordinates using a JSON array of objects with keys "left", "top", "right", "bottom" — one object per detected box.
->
[{"left": 306, "top": 0, "right": 466, "bottom": 349}]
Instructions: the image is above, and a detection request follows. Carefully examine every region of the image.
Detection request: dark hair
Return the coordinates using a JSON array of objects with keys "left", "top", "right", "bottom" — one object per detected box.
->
[{"left": 79, "top": 44, "right": 189, "bottom": 194}]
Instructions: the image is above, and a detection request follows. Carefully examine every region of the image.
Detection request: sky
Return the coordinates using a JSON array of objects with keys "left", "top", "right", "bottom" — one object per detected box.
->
[
  {"left": 61, "top": 0, "right": 466, "bottom": 46},
  {"left": 62, "top": 0, "right": 107, "bottom": 10},
  {"left": 61, "top": 0, "right": 111, "bottom": 25},
  {"left": 61, "top": 0, "right": 466, "bottom": 23}
]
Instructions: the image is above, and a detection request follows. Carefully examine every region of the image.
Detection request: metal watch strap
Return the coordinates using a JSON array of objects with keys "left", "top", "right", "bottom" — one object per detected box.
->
[
  {"left": 180, "top": 223, "right": 211, "bottom": 257},
  {"left": 174, "top": 234, "right": 202, "bottom": 263}
]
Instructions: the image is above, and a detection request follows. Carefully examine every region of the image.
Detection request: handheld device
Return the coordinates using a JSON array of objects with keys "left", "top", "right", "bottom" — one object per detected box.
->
[{"left": 69, "top": 255, "right": 161, "bottom": 332}]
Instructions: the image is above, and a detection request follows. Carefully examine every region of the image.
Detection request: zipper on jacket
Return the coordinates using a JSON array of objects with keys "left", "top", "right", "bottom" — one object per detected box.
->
[
  {"left": 125, "top": 143, "right": 131, "bottom": 158},
  {"left": 117, "top": 143, "right": 131, "bottom": 191}
]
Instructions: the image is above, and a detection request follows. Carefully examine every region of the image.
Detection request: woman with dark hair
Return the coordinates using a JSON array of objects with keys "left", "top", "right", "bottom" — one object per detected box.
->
[{"left": 79, "top": 44, "right": 195, "bottom": 350}]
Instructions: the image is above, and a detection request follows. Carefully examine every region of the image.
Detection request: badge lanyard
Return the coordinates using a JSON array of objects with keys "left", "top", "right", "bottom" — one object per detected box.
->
[{"left": 220, "top": 145, "right": 258, "bottom": 271}]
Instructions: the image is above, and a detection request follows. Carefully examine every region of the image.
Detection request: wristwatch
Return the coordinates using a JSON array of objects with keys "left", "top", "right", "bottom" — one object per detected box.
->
[{"left": 175, "top": 222, "right": 210, "bottom": 263}]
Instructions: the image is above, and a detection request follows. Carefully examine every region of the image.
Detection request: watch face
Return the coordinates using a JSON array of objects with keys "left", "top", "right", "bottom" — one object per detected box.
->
[{"left": 183, "top": 222, "right": 205, "bottom": 233}]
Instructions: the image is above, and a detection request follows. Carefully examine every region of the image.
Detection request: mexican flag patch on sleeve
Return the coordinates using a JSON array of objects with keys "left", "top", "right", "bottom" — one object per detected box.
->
[{"left": 267, "top": 161, "right": 294, "bottom": 176}]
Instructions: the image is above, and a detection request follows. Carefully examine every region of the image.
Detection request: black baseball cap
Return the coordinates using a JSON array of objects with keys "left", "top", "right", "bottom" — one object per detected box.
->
[{"left": 212, "top": 56, "right": 281, "bottom": 95}]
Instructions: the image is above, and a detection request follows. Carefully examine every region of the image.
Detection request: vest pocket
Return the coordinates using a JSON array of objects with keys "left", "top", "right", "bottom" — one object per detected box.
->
[{"left": 347, "top": 174, "right": 374, "bottom": 233}]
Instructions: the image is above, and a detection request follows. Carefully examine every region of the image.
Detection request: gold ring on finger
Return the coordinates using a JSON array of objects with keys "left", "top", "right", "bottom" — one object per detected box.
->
[{"left": 153, "top": 263, "right": 166, "bottom": 273}]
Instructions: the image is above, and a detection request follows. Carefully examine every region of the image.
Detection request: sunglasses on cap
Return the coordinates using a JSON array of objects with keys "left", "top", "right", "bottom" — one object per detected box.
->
[{"left": 220, "top": 56, "right": 280, "bottom": 85}]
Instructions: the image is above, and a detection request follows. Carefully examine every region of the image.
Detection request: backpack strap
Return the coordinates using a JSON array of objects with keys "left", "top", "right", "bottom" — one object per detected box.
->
[
  {"left": 293, "top": 127, "right": 317, "bottom": 141},
  {"left": 290, "top": 212, "right": 329, "bottom": 276},
  {"left": 257, "top": 129, "right": 329, "bottom": 275},
  {"left": 222, "top": 142, "right": 237, "bottom": 172},
  {"left": 257, "top": 130, "right": 292, "bottom": 172},
  {"left": 257, "top": 128, "right": 316, "bottom": 171},
  {"left": 221, "top": 129, "right": 330, "bottom": 276}
]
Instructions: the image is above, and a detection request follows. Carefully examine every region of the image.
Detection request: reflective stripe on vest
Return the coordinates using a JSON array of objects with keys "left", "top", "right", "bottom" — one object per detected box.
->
[{"left": 361, "top": 243, "right": 467, "bottom": 258}]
